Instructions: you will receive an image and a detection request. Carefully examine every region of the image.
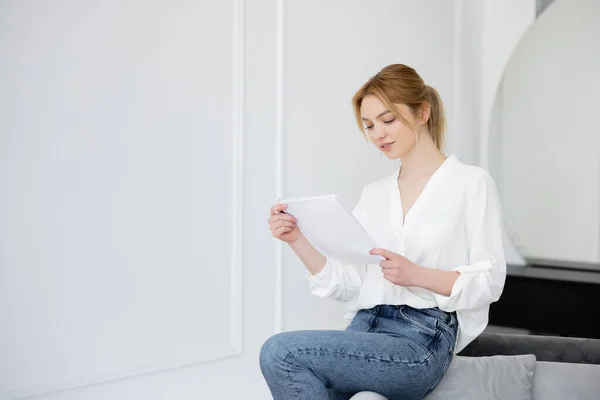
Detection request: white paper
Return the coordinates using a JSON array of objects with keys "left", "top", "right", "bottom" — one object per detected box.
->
[{"left": 278, "top": 194, "right": 385, "bottom": 264}]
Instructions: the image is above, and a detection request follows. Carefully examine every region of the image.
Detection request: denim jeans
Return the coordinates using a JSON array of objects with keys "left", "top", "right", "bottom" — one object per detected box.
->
[{"left": 259, "top": 304, "right": 458, "bottom": 400}]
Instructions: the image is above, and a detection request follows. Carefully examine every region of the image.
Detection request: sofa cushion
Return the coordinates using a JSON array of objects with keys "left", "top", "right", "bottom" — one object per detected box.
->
[
  {"left": 531, "top": 361, "right": 600, "bottom": 400},
  {"left": 424, "top": 354, "right": 536, "bottom": 400},
  {"left": 349, "top": 392, "right": 387, "bottom": 400}
]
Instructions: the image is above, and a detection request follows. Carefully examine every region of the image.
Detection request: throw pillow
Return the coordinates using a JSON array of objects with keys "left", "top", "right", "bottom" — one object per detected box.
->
[{"left": 424, "top": 354, "right": 536, "bottom": 400}]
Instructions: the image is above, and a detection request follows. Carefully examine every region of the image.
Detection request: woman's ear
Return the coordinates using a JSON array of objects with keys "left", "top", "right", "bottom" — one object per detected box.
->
[{"left": 419, "top": 102, "right": 431, "bottom": 124}]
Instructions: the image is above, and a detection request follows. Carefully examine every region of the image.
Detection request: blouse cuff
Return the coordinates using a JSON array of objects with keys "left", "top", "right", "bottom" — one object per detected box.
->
[
  {"left": 445, "top": 260, "right": 493, "bottom": 298},
  {"left": 304, "top": 258, "right": 333, "bottom": 282},
  {"left": 454, "top": 260, "right": 494, "bottom": 274}
]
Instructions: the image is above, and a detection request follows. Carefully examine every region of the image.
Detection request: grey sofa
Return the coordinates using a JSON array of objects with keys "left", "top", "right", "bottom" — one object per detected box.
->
[{"left": 350, "top": 332, "right": 600, "bottom": 400}]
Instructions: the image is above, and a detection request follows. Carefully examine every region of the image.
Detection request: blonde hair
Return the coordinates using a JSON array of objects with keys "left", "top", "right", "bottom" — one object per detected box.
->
[{"left": 352, "top": 64, "right": 446, "bottom": 151}]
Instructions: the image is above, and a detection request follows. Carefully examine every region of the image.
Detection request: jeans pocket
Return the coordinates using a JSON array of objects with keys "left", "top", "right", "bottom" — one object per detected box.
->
[
  {"left": 419, "top": 307, "right": 456, "bottom": 330},
  {"left": 396, "top": 306, "right": 438, "bottom": 336}
]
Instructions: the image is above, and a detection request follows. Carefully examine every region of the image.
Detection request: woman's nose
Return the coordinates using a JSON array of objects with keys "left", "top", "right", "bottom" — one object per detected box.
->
[{"left": 371, "top": 126, "right": 386, "bottom": 139}]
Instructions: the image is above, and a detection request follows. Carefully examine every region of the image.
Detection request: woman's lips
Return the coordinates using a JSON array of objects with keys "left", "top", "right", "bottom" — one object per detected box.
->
[{"left": 381, "top": 142, "right": 395, "bottom": 152}]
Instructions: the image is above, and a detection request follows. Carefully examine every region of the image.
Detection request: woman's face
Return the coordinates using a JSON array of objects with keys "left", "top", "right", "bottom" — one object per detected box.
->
[{"left": 360, "top": 94, "right": 419, "bottom": 159}]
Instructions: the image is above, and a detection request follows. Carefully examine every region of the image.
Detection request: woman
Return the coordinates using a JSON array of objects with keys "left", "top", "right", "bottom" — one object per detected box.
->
[{"left": 260, "top": 64, "right": 506, "bottom": 400}]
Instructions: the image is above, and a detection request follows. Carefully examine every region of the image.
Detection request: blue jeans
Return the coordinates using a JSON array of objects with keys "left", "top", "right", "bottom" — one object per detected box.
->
[{"left": 259, "top": 304, "right": 458, "bottom": 400}]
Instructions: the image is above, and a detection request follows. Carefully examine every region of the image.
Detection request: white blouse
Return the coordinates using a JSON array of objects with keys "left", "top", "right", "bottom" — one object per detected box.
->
[{"left": 304, "top": 154, "right": 507, "bottom": 353}]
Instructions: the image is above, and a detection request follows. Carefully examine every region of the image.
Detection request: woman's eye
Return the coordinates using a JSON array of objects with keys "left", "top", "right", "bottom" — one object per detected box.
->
[
  {"left": 365, "top": 125, "right": 374, "bottom": 131},
  {"left": 383, "top": 119, "right": 395, "bottom": 124}
]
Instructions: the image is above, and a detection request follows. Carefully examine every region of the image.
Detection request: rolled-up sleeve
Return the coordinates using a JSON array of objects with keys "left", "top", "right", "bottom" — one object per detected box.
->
[
  {"left": 435, "top": 171, "right": 507, "bottom": 312},
  {"left": 303, "top": 186, "right": 370, "bottom": 302},
  {"left": 304, "top": 258, "right": 365, "bottom": 302}
]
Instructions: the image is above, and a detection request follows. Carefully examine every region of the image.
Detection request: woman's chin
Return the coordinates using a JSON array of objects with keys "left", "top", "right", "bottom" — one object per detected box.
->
[
  {"left": 384, "top": 147, "right": 405, "bottom": 159},
  {"left": 393, "top": 145, "right": 416, "bottom": 159},
  {"left": 383, "top": 152, "right": 401, "bottom": 160}
]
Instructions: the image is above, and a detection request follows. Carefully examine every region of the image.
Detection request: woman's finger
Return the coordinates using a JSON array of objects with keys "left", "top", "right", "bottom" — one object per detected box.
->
[
  {"left": 379, "top": 260, "right": 397, "bottom": 269},
  {"left": 370, "top": 248, "right": 398, "bottom": 260},
  {"left": 270, "top": 203, "right": 288, "bottom": 215},
  {"left": 270, "top": 220, "right": 295, "bottom": 232},
  {"left": 278, "top": 220, "right": 295, "bottom": 229},
  {"left": 274, "top": 225, "right": 291, "bottom": 237},
  {"left": 268, "top": 213, "right": 297, "bottom": 225}
]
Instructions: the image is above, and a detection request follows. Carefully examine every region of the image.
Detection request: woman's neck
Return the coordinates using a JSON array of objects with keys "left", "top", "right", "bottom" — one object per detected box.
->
[{"left": 398, "top": 135, "right": 447, "bottom": 179}]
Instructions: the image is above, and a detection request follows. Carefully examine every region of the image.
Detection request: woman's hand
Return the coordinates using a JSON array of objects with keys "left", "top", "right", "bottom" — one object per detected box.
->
[
  {"left": 268, "top": 203, "right": 302, "bottom": 243},
  {"left": 369, "top": 248, "right": 423, "bottom": 287},
  {"left": 370, "top": 248, "right": 460, "bottom": 295}
]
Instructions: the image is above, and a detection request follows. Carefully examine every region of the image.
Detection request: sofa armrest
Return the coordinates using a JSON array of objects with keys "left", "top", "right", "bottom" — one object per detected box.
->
[{"left": 458, "top": 332, "right": 600, "bottom": 364}]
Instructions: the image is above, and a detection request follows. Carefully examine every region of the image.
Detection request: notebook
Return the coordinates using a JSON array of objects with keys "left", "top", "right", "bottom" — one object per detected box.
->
[{"left": 277, "top": 194, "right": 385, "bottom": 264}]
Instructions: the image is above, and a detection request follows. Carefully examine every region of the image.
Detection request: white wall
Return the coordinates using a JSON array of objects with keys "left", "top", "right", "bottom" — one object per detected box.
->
[
  {"left": 479, "top": 0, "right": 537, "bottom": 171},
  {"left": 466, "top": 0, "right": 536, "bottom": 265},
  {"left": 0, "top": 1, "right": 522, "bottom": 399},
  {"left": 492, "top": 0, "right": 600, "bottom": 265},
  {"left": 0, "top": 0, "right": 260, "bottom": 398},
  {"left": 478, "top": 0, "right": 600, "bottom": 267}
]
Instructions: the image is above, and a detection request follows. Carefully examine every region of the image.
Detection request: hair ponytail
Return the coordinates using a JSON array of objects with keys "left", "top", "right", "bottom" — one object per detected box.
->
[{"left": 425, "top": 85, "right": 446, "bottom": 151}]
